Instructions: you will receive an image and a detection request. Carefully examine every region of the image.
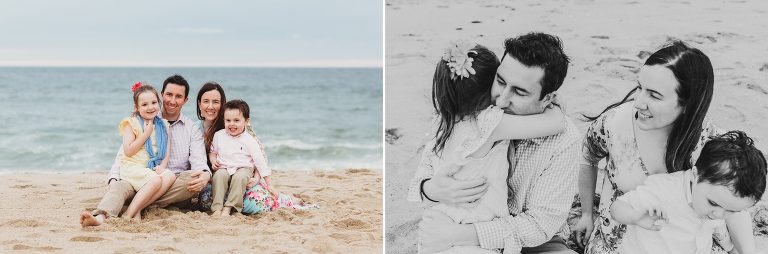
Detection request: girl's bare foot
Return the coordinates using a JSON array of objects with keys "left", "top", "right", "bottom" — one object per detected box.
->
[
  {"left": 212, "top": 210, "right": 222, "bottom": 216},
  {"left": 221, "top": 207, "right": 232, "bottom": 217},
  {"left": 80, "top": 211, "right": 103, "bottom": 227}
]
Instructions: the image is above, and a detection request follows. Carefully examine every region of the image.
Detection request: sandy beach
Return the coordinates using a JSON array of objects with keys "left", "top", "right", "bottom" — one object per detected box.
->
[
  {"left": 0, "top": 169, "right": 382, "bottom": 253},
  {"left": 385, "top": 0, "right": 768, "bottom": 253}
]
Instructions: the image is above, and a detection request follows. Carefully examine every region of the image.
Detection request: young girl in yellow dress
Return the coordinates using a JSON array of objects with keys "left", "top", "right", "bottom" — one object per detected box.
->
[{"left": 119, "top": 82, "right": 176, "bottom": 220}]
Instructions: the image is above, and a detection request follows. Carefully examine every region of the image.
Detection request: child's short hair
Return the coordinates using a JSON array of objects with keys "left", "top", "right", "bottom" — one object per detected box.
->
[
  {"left": 224, "top": 99, "right": 249, "bottom": 119},
  {"left": 132, "top": 84, "right": 161, "bottom": 116},
  {"left": 695, "top": 130, "right": 767, "bottom": 201}
]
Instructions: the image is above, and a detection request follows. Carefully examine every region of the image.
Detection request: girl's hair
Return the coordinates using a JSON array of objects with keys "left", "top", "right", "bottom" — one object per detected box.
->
[
  {"left": 583, "top": 40, "right": 714, "bottom": 173},
  {"left": 431, "top": 44, "right": 500, "bottom": 155},
  {"left": 132, "top": 84, "right": 161, "bottom": 117},
  {"left": 196, "top": 81, "right": 227, "bottom": 153},
  {"left": 224, "top": 99, "right": 250, "bottom": 119}
]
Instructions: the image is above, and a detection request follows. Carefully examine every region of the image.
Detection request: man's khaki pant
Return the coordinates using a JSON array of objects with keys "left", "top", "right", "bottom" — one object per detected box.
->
[
  {"left": 96, "top": 170, "right": 199, "bottom": 217},
  {"left": 211, "top": 167, "right": 254, "bottom": 213}
]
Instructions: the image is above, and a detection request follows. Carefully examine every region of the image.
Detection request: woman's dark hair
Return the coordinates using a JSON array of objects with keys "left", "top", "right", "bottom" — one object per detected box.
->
[
  {"left": 696, "top": 130, "right": 767, "bottom": 201},
  {"left": 583, "top": 41, "right": 714, "bottom": 173},
  {"left": 432, "top": 43, "right": 500, "bottom": 155},
  {"left": 196, "top": 81, "right": 227, "bottom": 154}
]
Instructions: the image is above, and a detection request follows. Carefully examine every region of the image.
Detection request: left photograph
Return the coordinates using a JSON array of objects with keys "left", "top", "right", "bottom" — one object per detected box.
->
[{"left": 0, "top": 1, "right": 382, "bottom": 253}]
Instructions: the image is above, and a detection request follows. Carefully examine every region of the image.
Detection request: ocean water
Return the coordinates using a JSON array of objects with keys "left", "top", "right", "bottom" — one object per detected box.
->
[{"left": 0, "top": 67, "right": 382, "bottom": 172}]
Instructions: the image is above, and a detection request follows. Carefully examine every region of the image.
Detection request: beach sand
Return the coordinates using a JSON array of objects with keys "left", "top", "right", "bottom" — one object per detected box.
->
[
  {"left": 385, "top": 0, "right": 768, "bottom": 252},
  {"left": 0, "top": 169, "right": 382, "bottom": 253}
]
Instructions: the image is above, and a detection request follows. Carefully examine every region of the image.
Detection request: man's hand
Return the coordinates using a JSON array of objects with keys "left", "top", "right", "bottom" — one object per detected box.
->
[
  {"left": 423, "top": 164, "right": 487, "bottom": 205},
  {"left": 419, "top": 209, "right": 459, "bottom": 253},
  {"left": 573, "top": 213, "right": 595, "bottom": 248},
  {"left": 186, "top": 170, "right": 210, "bottom": 193}
]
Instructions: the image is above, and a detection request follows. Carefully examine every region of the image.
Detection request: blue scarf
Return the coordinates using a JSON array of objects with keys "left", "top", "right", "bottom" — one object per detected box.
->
[{"left": 138, "top": 116, "right": 168, "bottom": 169}]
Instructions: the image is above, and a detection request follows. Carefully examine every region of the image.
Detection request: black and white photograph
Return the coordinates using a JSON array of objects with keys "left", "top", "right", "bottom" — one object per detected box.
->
[{"left": 385, "top": 0, "right": 768, "bottom": 253}]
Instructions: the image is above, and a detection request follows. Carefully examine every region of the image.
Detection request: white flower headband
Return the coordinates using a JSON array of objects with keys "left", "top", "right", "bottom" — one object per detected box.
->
[{"left": 442, "top": 40, "right": 477, "bottom": 80}]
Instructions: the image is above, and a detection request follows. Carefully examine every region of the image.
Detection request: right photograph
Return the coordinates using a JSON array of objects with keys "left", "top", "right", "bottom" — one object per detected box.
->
[{"left": 385, "top": 1, "right": 768, "bottom": 253}]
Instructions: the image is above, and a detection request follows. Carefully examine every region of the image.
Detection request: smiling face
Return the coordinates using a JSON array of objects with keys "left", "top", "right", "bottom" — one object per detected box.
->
[
  {"left": 223, "top": 108, "right": 247, "bottom": 136},
  {"left": 162, "top": 83, "right": 188, "bottom": 120},
  {"left": 690, "top": 181, "right": 756, "bottom": 220},
  {"left": 135, "top": 91, "right": 160, "bottom": 121},
  {"left": 633, "top": 65, "right": 683, "bottom": 131},
  {"left": 198, "top": 89, "right": 222, "bottom": 121},
  {"left": 490, "top": 55, "right": 551, "bottom": 115}
]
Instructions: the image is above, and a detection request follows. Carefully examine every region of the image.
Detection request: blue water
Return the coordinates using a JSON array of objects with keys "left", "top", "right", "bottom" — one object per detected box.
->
[{"left": 0, "top": 67, "right": 382, "bottom": 171}]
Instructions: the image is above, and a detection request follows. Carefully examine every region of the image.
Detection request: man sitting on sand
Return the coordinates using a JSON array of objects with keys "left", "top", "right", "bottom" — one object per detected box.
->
[
  {"left": 409, "top": 33, "right": 581, "bottom": 253},
  {"left": 81, "top": 74, "right": 212, "bottom": 227}
]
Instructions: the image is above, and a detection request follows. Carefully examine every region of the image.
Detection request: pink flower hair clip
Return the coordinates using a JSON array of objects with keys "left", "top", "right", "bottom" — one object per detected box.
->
[
  {"left": 131, "top": 82, "right": 142, "bottom": 93},
  {"left": 442, "top": 40, "right": 477, "bottom": 80}
]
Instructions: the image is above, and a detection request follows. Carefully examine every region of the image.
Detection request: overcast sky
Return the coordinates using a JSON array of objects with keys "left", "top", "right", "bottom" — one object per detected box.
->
[{"left": 0, "top": 0, "right": 382, "bottom": 67}]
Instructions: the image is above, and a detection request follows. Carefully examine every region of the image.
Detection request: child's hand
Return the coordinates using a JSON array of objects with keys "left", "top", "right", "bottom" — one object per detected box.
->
[
  {"left": 210, "top": 157, "right": 221, "bottom": 170},
  {"left": 155, "top": 166, "right": 166, "bottom": 174},
  {"left": 636, "top": 206, "right": 668, "bottom": 231},
  {"left": 143, "top": 120, "right": 154, "bottom": 136},
  {"left": 246, "top": 177, "right": 259, "bottom": 189}
]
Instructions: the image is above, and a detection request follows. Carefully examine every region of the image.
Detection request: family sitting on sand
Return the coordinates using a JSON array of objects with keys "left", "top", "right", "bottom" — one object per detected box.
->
[
  {"left": 81, "top": 75, "right": 314, "bottom": 227},
  {"left": 409, "top": 33, "right": 767, "bottom": 254}
]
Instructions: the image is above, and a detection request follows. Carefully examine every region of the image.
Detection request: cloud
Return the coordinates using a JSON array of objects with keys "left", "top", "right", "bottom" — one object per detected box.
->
[{"left": 178, "top": 27, "right": 224, "bottom": 35}]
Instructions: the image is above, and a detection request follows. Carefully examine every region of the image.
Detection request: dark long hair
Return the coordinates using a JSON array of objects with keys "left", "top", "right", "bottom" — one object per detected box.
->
[
  {"left": 432, "top": 44, "right": 500, "bottom": 155},
  {"left": 583, "top": 41, "right": 714, "bottom": 173},
  {"left": 195, "top": 81, "right": 227, "bottom": 154}
]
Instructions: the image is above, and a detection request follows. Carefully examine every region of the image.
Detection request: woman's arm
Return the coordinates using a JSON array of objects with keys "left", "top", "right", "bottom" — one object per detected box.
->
[
  {"left": 487, "top": 106, "right": 565, "bottom": 142},
  {"left": 574, "top": 164, "right": 599, "bottom": 246}
]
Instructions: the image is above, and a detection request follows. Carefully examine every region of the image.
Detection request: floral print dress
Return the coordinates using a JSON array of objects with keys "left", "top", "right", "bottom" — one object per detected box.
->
[
  {"left": 195, "top": 122, "right": 315, "bottom": 214},
  {"left": 582, "top": 103, "right": 727, "bottom": 254}
]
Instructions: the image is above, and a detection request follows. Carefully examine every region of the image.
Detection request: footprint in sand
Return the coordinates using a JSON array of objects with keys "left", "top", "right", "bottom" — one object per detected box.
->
[
  {"left": 114, "top": 247, "right": 142, "bottom": 254},
  {"left": 3, "top": 219, "right": 46, "bottom": 227},
  {"left": 330, "top": 232, "right": 358, "bottom": 244},
  {"left": 80, "top": 197, "right": 102, "bottom": 204},
  {"left": 722, "top": 105, "right": 746, "bottom": 123},
  {"left": 154, "top": 246, "right": 182, "bottom": 253},
  {"left": 12, "top": 244, "right": 61, "bottom": 252},
  {"left": 70, "top": 236, "right": 106, "bottom": 242},
  {"left": 330, "top": 218, "right": 371, "bottom": 230},
  {"left": 11, "top": 184, "right": 34, "bottom": 189},
  {"left": 325, "top": 174, "right": 345, "bottom": 180}
]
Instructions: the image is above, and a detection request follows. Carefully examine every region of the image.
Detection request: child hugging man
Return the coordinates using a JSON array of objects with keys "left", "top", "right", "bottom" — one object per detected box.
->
[
  {"left": 209, "top": 99, "right": 272, "bottom": 216},
  {"left": 611, "top": 130, "right": 766, "bottom": 254}
]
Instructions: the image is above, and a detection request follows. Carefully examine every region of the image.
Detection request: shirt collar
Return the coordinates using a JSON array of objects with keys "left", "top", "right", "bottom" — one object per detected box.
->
[
  {"left": 160, "top": 112, "right": 189, "bottom": 126},
  {"left": 684, "top": 169, "right": 695, "bottom": 205}
]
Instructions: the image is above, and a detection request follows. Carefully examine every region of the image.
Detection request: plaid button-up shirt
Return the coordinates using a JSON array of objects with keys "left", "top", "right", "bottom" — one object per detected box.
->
[
  {"left": 108, "top": 113, "right": 210, "bottom": 181},
  {"left": 408, "top": 117, "right": 581, "bottom": 252}
]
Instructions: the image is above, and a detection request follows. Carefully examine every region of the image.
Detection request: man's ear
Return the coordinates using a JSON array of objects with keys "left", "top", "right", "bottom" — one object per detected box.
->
[{"left": 541, "top": 91, "right": 557, "bottom": 109}]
